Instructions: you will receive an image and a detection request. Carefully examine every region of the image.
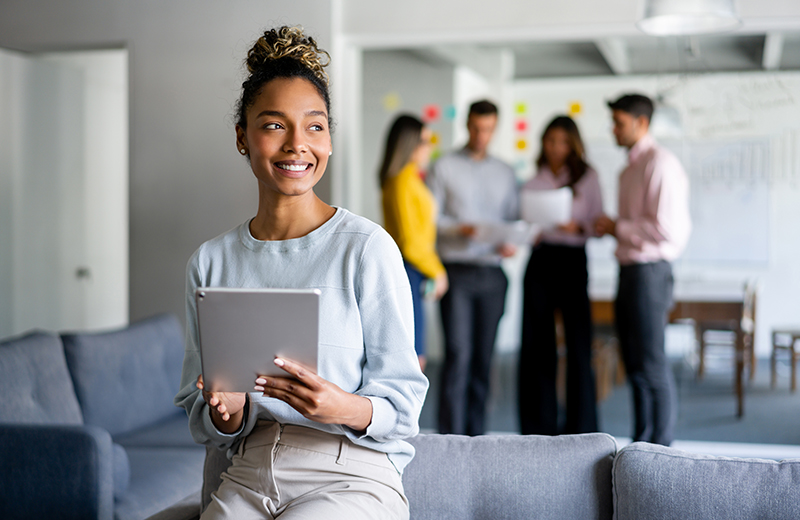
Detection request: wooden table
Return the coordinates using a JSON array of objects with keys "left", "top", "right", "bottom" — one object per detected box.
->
[{"left": 590, "top": 297, "right": 747, "bottom": 416}]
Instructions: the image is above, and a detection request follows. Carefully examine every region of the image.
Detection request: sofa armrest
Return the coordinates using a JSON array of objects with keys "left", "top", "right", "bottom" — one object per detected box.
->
[{"left": 0, "top": 424, "right": 114, "bottom": 520}]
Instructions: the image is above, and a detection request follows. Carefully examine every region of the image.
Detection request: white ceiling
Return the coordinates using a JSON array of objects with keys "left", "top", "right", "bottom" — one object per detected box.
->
[{"left": 416, "top": 32, "right": 800, "bottom": 79}]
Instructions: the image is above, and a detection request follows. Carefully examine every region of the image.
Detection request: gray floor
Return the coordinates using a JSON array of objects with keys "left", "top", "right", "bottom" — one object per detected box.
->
[{"left": 420, "top": 350, "right": 800, "bottom": 448}]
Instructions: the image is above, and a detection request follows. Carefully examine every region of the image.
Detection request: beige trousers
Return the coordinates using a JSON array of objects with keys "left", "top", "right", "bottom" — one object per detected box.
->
[{"left": 201, "top": 420, "right": 409, "bottom": 520}]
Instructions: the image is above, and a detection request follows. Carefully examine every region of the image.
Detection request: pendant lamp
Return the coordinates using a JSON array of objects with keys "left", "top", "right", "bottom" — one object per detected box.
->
[{"left": 638, "top": 0, "right": 741, "bottom": 35}]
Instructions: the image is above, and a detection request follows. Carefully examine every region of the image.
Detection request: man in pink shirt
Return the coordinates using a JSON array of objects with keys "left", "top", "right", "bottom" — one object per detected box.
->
[{"left": 595, "top": 94, "right": 691, "bottom": 446}]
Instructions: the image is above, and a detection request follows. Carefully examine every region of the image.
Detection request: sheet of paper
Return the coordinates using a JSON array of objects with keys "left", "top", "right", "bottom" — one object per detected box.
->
[
  {"left": 520, "top": 187, "right": 572, "bottom": 227},
  {"left": 473, "top": 220, "right": 541, "bottom": 246}
]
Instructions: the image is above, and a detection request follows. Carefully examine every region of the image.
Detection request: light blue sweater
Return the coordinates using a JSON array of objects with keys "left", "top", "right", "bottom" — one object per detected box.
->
[{"left": 175, "top": 208, "right": 429, "bottom": 473}]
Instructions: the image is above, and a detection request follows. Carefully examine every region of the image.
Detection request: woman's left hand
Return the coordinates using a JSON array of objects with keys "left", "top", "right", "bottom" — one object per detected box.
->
[
  {"left": 557, "top": 220, "right": 582, "bottom": 235},
  {"left": 255, "top": 358, "right": 373, "bottom": 432}
]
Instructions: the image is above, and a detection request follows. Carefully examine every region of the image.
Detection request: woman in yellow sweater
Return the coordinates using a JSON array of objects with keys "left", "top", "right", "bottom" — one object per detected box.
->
[{"left": 379, "top": 114, "right": 448, "bottom": 371}]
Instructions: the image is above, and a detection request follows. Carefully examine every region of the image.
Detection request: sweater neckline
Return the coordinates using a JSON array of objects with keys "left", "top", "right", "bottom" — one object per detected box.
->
[{"left": 238, "top": 207, "right": 345, "bottom": 252}]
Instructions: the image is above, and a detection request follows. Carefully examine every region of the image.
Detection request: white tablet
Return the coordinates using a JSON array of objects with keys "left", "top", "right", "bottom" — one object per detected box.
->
[{"left": 195, "top": 287, "right": 320, "bottom": 392}]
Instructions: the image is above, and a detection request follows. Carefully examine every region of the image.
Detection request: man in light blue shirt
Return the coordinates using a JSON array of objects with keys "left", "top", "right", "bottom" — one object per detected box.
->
[{"left": 427, "top": 99, "right": 518, "bottom": 435}]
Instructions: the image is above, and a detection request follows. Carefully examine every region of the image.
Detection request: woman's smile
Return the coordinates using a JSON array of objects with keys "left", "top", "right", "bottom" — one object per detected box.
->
[{"left": 274, "top": 160, "right": 314, "bottom": 177}]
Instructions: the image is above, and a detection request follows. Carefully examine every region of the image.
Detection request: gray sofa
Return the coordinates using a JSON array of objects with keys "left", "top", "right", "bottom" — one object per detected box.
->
[
  {"left": 151, "top": 431, "right": 800, "bottom": 520},
  {"left": 4, "top": 315, "right": 799, "bottom": 520},
  {"left": 0, "top": 314, "right": 205, "bottom": 520}
]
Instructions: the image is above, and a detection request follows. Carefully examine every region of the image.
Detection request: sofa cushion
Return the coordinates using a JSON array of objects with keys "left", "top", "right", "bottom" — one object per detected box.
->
[
  {"left": 114, "top": 446, "right": 205, "bottom": 520},
  {"left": 114, "top": 411, "right": 197, "bottom": 449},
  {"left": 612, "top": 442, "right": 800, "bottom": 520},
  {"left": 61, "top": 313, "right": 184, "bottom": 437},
  {"left": 0, "top": 331, "right": 83, "bottom": 425},
  {"left": 405, "top": 433, "right": 616, "bottom": 520}
]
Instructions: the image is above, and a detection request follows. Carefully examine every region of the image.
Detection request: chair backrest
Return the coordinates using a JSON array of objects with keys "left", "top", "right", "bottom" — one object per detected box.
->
[{"left": 741, "top": 279, "right": 758, "bottom": 336}]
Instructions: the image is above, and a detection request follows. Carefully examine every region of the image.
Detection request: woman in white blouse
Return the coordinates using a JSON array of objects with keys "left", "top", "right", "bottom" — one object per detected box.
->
[{"left": 518, "top": 115, "right": 603, "bottom": 436}]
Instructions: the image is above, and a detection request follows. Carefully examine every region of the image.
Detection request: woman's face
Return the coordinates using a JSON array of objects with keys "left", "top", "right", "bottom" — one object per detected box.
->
[
  {"left": 236, "top": 77, "right": 331, "bottom": 199},
  {"left": 411, "top": 127, "right": 434, "bottom": 170},
  {"left": 542, "top": 127, "right": 572, "bottom": 170}
]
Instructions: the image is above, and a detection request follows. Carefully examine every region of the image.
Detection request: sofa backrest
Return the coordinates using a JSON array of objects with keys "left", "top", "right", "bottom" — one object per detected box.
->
[
  {"left": 0, "top": 331, "right": 83, "bottom": 425},
  {"left": 200, "top": 432, "right": 617, "bottom": 519},
  {"left": 61, "top": 313, "right": 185, "bottom": 437},
  {"left": 405, "top": 433, "right": 616, "bottom": 520},
  {"left": 612, "top": 442, "right": 800, "bottom": 520}
]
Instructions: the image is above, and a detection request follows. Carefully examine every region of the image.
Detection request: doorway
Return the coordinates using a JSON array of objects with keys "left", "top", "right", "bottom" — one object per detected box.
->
[{"left": 0, "top": 48, "right": 129, "bottom": 338}]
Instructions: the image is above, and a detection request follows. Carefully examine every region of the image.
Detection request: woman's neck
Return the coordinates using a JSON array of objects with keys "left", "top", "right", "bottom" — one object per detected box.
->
[
  {"left": 548, "top": 160, "right": 566, "bottom": 175},
  {"left": 250, "top": 190, "right": 335, "bottom": 241}
]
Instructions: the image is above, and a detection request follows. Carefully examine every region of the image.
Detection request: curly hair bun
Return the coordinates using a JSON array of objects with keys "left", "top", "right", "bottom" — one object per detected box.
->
[{"left": 247, "top": 26, "right": 330, "bottom": 86}]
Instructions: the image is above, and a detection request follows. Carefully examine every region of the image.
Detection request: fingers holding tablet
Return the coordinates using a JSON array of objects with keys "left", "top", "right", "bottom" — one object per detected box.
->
[
  {"left": 255, "top": 358, "right": 372, "bottom": 431},
  {"left": 197, "top": 374, "right": 247, "bottom": 432}
]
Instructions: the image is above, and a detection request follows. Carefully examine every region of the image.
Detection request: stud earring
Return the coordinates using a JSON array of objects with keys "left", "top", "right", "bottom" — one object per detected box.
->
[
  {"left": 240, "top": 149, "right": 246, "bottom": 155},
  {"left": 328, "top": 150, "right": 333, "bottom": 156}
]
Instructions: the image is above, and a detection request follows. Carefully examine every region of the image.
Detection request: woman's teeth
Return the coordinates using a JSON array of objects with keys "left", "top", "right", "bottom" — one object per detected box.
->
[{"left": 277, "top": 163, "right": 308, "bottom": 172}]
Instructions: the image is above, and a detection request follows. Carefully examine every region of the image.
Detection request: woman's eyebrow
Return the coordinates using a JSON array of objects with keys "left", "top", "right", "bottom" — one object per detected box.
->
[{"left": 255, "top": 110, "right": 327, "bottom": 119}]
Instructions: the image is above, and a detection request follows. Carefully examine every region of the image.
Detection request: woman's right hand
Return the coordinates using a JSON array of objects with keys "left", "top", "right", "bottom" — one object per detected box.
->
[
  {"left": 197, "top": 375, "right": 247, "bottom": 433},
  {"left": 432, "top": 272, "right": 449, "bottom": 300}
]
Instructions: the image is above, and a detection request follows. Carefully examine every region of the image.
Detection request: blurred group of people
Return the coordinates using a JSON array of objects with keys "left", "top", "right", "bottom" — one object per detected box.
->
[{"left": 378, "top": 94, "right": 691, "bottom": 446}]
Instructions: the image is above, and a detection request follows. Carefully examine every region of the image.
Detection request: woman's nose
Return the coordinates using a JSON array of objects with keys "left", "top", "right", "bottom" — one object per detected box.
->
[{"left": 283, "top": 127, "right": 307, "bottom": 154}]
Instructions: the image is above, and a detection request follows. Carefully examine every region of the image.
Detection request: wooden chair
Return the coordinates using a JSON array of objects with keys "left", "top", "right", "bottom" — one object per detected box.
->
[
  {"left": 771, "top": 329, "right": 799, "bottom": 392},
  {"left": 696, "top": 280, "right": 757, "bottom": 383}
]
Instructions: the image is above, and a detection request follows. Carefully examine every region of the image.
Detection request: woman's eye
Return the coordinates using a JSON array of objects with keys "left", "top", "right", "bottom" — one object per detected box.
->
[
  {"left": 263, "top": 123, "right": 282, "bottom": 130},
  {"left": 310, "top": 124, "right": 324, "bottom": 131}
]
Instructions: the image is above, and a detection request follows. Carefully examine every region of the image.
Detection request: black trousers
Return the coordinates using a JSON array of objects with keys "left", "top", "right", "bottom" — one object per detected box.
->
[
  {"left": 438, "top": 263, "right": 508, "bottom": 436},
  {"left": 615, "top": 260, "right": 676, "bottom": 446},
  {"left": 518, "top": 244, "right": 598, "bottom": 435}
]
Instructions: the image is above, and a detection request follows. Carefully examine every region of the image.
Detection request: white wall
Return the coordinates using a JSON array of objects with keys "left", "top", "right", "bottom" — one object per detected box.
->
[{"left": 0, "top": 0, "right": 334, "bottom": 326}]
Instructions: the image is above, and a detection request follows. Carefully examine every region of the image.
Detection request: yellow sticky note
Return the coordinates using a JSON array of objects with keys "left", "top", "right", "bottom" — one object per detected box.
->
[
  {"left": 515, "top": 102, "right": 527, "bottom": 115},
  {"left": 382, "top": 92, "right": 401, "bottom": 112},
  {"left": 568, "top": 101, "right": 582, "bottom": 116},
  {"left": 516, "top": 139, "right": 527, "bottom": 150},
  {"left": 430, "top": 132, "right": 440, "bottom": 145}
]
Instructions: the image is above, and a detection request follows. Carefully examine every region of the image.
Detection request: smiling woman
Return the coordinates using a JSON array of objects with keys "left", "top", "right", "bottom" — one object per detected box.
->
[{"left": 174, "top": 26, "right": 428, "bottom": 520}]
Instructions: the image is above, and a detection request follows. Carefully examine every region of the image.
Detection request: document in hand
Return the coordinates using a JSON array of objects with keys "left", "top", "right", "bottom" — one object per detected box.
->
[
  {"left": 520, "top": 187, "right": 572, "bottom": 228},
  {"left": 472, "top": 220, "right": 541, "bottom": 246}
]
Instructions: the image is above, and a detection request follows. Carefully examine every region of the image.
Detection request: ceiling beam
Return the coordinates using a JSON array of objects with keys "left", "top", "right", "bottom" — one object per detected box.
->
[
  {"left": 595, "top": 37, "right": 631, "bottom": 75},
  {"left": 762, "top": 32, "right": 784, "bottom": 70}
]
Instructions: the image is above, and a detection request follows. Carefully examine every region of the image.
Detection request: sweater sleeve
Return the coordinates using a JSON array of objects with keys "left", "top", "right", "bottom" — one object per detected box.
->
[
  {"left": 383, "top": 169, "right": 446, "bottom": 279},
  {"left": 173, "top": 250, "right": 249, "bottom": 451},
  {"left": 351, "top": 229, "right": 429, "bottom": 443}
]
